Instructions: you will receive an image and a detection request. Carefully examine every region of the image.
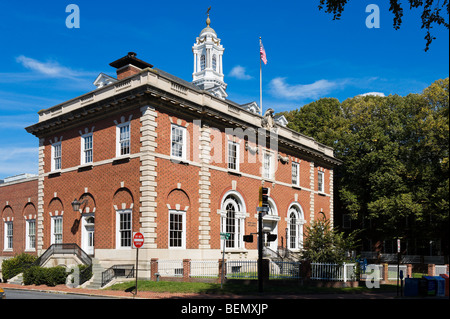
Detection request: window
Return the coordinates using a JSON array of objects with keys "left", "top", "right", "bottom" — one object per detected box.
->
[
  {"left": 287, "top": 204, "right": 304, "bottom": 250},
  {"left": 169, "top": 210, "right": 186, "bottom": 249},
  {"left": 200, "top": 54, "right": 206, "bottom": 71},
  {"left": 263, "top": 152, "right": 273, "bottom": 179},
  {"left": 116, "top": 210, "right": 132, "bottom": 248},
  {"left": 26, "top": 219, "right": 36, "bottom": 250},
  {"left": 51, "top": 216, "right": 63, "bottom": 244},
  {"left": 116, "top": 123, "right": 130, "bottom": 157},
  {"left": 4, "top": 222, "right": 13, "bottom": 250},
  {"left": 318, "top": 171, "right": 324, "bottom": 193},
  {"left": 227, "top": 141, "right": 239, "bottom": 171},
  {"left": 289, "top": 212, "right": 297, "bottom": 249},
  {"left": 292, "top": 162, "right": 299, "bottom": 186},
  {"left": 81, "top": 133, "right": 93, "bottom": 164},
  {"left": 171, "top": 124, "right": 186, "bottom": 160},
  {"left": 221, "top": 194, "right": 245, "bottom": 249},
  {"left": 52, "top": 142, "right": 62, "bottom": 171},
  {"left": 212, "top": 55, "right": 217, "bottom": 71}
]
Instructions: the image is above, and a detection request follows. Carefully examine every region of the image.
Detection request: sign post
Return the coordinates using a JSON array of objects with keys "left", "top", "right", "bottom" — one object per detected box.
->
[
  {"left": 132, "top": 232, "right": 144, "bottom": 297},
  {"left": 220, "top": 232, "right": 230, "bottom": 289}
]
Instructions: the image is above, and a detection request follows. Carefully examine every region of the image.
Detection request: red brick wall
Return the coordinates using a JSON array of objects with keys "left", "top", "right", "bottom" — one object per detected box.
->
[
  {"left": 40, "top": 108, "right": 142, "bottom": 250},
  {"left": 0, "top": 178, "right": 38, "bottom": 256}
]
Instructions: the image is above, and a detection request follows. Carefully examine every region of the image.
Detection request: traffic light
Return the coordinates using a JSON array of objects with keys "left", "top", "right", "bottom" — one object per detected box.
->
[{"left": 259, "top": 187, "right": 269, "bottom": 207}]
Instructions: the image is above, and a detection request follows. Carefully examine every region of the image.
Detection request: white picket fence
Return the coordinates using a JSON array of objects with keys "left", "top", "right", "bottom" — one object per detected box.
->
[{"left": 311, "top": 263, "right": 357, "bottom": 282}]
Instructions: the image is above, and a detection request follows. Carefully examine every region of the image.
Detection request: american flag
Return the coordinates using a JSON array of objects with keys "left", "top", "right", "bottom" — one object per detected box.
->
[{"left": 260, "top": 40, "right": 267, "bottom": 65}]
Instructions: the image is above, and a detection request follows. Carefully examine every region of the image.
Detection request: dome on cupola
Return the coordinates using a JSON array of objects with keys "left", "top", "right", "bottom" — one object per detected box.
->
[{"left": 199, "top": 14, "right": 217, "bottom": 37}]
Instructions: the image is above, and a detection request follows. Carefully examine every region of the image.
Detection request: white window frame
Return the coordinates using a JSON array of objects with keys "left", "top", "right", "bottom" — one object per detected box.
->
[
  {"left": 170, "top": 124, "right": 187, "bottom": 161},
  {"left": 287, "top": 204, "right": 304, "bottom": 251},
  {"left": 26, "top": 219, "right": 36, "bottom": 251},
  {"left": 220, "top": 195, "right": 245, "bottom": 250},
  {"left": 263, "top": 152, "right": 273, "bottom": 180},
  {"left": 81, "top": 133, "right": 93, "bottom": 165},
  {"left": 51, "top": 142, "right": 62, "bottom": 171},
  {"left": 168, "top": 210, "right": 186, "bottom": 249},
  {"left": 4, "top": 222, "right": 13, "bottom": 251},
  {"left": 318, "top": 171, "right": 325, "bottom": 193},
  {"left": 116, "top": 209, "right": 132, "bottom": 249},
  {"left": 227, "top": 141, "right": 240, "bottom": 171},
  {"left": 51, "top": 216, "right": 63, "bottom": 244},
  {"left": 116, "top": 122, "right": 131, "bottom": 157},
  {"left": 292, "top": 162, "right": 300, "bottom": 186}
]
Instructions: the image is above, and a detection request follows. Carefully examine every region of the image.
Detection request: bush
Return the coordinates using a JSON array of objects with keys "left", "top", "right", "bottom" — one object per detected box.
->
[
  {"left": 1, "top": 253, "right": 37, "bottom": 282},
  {"left": 23, "top": 265, "right": 68, "bottom": 287}
]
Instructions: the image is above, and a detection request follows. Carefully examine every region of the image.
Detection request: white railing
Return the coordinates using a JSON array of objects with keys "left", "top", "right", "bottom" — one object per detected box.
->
[
  {"left": 311, "top": 263, "right": 356, "bottom": 282},
  {"left": 190, "top": 260, "right": 219, "bottom": 278},
  {"left": 360, "top": 264, "right": 384, "bottom": 281},
  {"left": 435, "top": 265, "right": 449, "bottom": 276},
  {"left": 157, "top": 259, "right": 184, "bottom": 277}
]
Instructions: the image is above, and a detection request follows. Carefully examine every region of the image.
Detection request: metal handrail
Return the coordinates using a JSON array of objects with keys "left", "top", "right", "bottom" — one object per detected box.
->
[
  {"left": 101, "top": 264, "right": 135, "bottom": 287},
  {"left": 35, "top": 244, "right": 92, "bottom": 267}
]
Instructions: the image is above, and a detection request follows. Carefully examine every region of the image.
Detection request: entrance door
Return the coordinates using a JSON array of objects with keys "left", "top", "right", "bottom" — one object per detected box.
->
[{"left": 82, "top": 215, "right": 95, "bottom": 255}]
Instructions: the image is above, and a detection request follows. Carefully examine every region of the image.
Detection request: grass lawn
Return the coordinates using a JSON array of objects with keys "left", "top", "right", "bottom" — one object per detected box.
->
[{"left": 106, "top": 280, "right": 398, "bottom": 295}]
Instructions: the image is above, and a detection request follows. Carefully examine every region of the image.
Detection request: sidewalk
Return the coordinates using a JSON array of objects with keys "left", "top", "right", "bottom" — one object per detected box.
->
[{"left": 0, "top": 282, "right": 400, "bottom": 299}]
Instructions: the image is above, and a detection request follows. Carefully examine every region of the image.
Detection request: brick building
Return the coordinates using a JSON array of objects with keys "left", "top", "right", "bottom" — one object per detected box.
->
[
  {"left": 0, "top": 174, "right": 38, "bottom": 257},
  {"left": 3, "top": 14, "right": 340, "bottom": 277}
]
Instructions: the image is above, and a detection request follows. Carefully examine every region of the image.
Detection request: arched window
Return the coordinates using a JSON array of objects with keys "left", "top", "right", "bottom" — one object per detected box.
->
[
  {"left": 287, "top": 204, "right": 305, "bottom": 250},
  {"left": 200, "top": 54, "right": 206, "bottom": 71},
  {"left": 212, "top": 55, "right": 217, "bottom": 71},
  {"left": 220, "top": 193, "right": 246, "bottom": 249}
]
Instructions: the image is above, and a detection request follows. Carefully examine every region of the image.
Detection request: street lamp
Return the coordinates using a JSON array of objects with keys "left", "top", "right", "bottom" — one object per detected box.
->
[{"left": 71, "top": 198, "right": 88, "bottom": 212}]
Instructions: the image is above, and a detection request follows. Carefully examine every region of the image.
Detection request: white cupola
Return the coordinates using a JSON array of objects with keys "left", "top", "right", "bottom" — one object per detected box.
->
[{"left": 192, "top": 9, "right": 227, "bottom": 99}]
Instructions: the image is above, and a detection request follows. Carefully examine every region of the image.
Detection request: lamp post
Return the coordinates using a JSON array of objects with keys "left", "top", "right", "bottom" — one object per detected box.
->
[{"left": 71, "top": 198, "right": 88, "bottom": 212}]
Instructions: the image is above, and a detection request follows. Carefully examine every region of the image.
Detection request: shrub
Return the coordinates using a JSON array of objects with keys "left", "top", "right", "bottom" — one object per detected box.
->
[
  {"left": 1, "top": 253, "right": 37, "bottom": 282},
  {"left": 23, "top": 265, "right": 68, "bottom": 287}
]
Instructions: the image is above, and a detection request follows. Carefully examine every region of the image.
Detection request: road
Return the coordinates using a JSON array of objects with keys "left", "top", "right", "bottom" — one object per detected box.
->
[{"left": 2, "top": 288, "right": 114, "bottom": 299}]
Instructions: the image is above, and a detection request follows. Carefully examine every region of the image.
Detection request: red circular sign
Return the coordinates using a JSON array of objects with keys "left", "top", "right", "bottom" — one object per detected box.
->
[{"left": 133, "top": 232, "right": 144, "bottom": 248}]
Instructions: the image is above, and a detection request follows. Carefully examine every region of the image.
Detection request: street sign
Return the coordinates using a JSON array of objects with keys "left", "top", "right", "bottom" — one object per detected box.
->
[
  {"left": 220, "top": 232, "right": 230, "bottom": 240},
  {"left": 133, "top": 232, "right": 144, "bottom": 249}
]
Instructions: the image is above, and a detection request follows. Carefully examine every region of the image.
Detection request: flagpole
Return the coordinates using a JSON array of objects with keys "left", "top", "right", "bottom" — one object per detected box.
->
[{"left": 259, "top": 37, "right": 263, "bottom": 116}]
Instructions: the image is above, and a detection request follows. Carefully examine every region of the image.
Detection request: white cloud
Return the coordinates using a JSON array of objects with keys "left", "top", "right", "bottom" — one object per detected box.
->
[
  {"left": 15, "top": 55, "right": 97, "bottom": 79},
  {"left": 269, "top": 77, "right": 341, "bottom": 100},
  {"left": 229, "top": 65, "right": 253, "bottom": 80},
  {"left": 0, "top": 147, "right": 38, "bottom": 177},
  {"left": 358, "top": 92, "right": 386, "bottom": 97}
]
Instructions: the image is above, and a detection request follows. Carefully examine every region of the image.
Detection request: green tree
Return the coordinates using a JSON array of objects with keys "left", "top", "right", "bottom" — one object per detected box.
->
[
  {"left": 301, "top": 218, "right": 360, "bottom": 264},
  {"left": 281, "top": 78, "right": 449, "bottom": 254}
]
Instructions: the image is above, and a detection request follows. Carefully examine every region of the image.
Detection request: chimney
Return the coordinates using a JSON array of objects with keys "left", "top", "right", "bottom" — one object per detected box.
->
[{"left": 109, "top": 52, "right": 154, "bottom": 80}]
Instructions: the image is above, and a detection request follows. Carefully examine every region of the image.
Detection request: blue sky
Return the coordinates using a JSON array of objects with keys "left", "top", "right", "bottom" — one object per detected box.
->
[{"left": 0, "top": 0, "right": 448, "bottom": 179}]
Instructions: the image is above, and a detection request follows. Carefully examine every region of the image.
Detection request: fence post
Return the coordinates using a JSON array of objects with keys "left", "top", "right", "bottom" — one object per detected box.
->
[
  {"left": 428, "top": 264, "right": 435, "bottom": 276},
  {"left": 150, "top": 258, "right": 158, "bottom": 281},
  {"left": 406, "top": 264, "right": 412, "bottom": 278},
  {"left": 344, "top": 263, "right": 347, "bottom": 282},
  {"left": 383, "top": 264, "right": 389, "bottom": 283},
  {"left": 183, "top": 259, "right": 191, "bottom": 282}
]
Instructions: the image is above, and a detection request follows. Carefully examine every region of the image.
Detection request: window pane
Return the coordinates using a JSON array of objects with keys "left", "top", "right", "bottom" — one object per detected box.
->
[
  {"left": 120, "top": 125, "right": 130, "bottom": 155},
  {"left": 171, "top": 126, "right": 185, "bottom": 158},
  {"left": 228, "top": 142, "right": 237, "bottom": 170},
  {"left": 169, "top": 212, "right": 183, "bottom": 248}
]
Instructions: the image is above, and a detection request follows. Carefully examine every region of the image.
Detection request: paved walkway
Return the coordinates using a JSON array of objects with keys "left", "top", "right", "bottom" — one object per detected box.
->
[{"left": 0, "top": 282, "right": 401, "bottom": 299}]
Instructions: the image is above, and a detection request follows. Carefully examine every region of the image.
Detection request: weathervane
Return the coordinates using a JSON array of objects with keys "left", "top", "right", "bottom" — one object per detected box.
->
[{"left": 206, "top": 6, "right": 211, "bottom": 26}]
